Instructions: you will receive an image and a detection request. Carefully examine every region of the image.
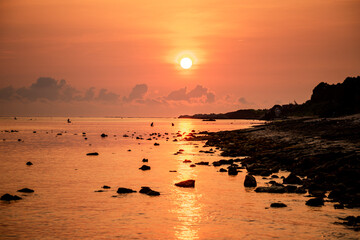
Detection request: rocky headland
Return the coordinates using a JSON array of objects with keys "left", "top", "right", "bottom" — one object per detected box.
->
[{"left": 190, "top": 114, "right": 360, "bottom": 208}]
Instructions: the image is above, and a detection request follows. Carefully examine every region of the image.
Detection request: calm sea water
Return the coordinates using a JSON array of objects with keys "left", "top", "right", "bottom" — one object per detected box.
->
[{"left": 0, "top": 117, "right": 358, "bottom": 239}]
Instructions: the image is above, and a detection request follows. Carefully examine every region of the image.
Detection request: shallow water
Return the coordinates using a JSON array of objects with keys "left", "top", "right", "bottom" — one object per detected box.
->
[{"left": 0, "top": 117, "right": 358, "bottom": 239}]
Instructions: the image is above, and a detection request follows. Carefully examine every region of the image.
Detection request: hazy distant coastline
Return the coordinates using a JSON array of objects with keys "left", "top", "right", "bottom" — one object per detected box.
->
[{"left": 179, "top": 76, "right": 360, "bottom": 120}]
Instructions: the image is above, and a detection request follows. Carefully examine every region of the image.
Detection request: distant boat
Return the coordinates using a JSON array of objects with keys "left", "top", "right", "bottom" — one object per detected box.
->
[{"left": 202, "top": 118, "right": 216, "bottom": 121}]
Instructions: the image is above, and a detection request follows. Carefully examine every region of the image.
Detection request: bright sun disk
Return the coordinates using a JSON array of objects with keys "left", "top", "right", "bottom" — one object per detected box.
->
[{"left": 180, "top": 57, "right": 192, "bottom": 69}]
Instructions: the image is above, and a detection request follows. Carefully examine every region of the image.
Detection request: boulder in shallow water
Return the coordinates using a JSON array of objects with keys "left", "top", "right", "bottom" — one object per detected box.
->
[
  {"left": 17, "top": 188, "right": 34, "bottom": 193},
  {"left": 102, "top": 185, "right": 111, "bottom": 189},
  {"left": 228, "top": 166, "right": 238, "bottom": 175},
  {"left": 139, "top": 165, "right": 151, "bottom": 171},
  {"left": 283, "top": 173, "right": 303, "bottom": 185},
  {"left": 244, "top": 174, "right": 257, "bottom": 187},
  {"left": 270, "top": 202, "right": 287, "bottom": 208},
  {"left": 86, "top": 152, "right": 99, "bottom": 156},
  {"left": 142, "top": 158, "right": 148, "bottom": 162},
  {"left": 26, "top": 161, "right": 33, "bottom": 166},
  {"left": 219, "top": 168, "right": 227, "bottom": 172},
  {"left": 1, "top": 194, "right": 22, "bottom": 201},
  {"left": 116, "top": 188, "right": 136, "bottom": 194},
  {"left": 139, "top": 187, "right": 160, "bottom": 196},
  {"left": 100, "top": 133, "right": 108, "bottom": 138},
  {"left": 175, "top": 180, "right": 195, "bottom": 188},
  {"left": 305, "top": 197, "right": 324, "bottom": 206}
]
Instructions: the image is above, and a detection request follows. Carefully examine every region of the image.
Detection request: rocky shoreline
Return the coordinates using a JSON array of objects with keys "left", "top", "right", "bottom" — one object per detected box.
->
[{"left": 190, "top": 114, "right": 360, "bottom": 209}]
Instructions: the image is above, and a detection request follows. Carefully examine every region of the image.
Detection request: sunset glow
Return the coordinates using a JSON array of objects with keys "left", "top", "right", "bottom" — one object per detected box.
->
[{"left": 0, "top": 0, "right": 359, "bottom": 117}]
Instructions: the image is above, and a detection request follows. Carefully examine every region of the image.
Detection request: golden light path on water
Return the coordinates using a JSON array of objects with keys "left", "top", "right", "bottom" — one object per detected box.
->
[{"left": 171, "top": 120, "right": 201, "bottom": 240}]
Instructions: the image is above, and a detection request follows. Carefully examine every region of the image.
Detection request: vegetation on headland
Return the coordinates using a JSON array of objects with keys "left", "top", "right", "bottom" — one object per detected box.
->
[{"left": 179, "top": 76, "right": 360, "bottom": 120}]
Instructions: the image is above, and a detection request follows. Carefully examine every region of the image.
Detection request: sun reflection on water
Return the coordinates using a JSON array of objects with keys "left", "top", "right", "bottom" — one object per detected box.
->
[
  {"left": 171, "top": 119, "right": 203, "bottom": 240},
  {"left": 172, "top": 188, "right": 202, "bottom": 240}
]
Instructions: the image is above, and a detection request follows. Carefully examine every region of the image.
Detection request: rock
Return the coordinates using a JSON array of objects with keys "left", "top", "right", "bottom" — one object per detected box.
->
[
  {"left": 255, "top": 186, "right": 286, "bottom": 193},
  {"left": 212, "top": 159, "right": 234, "bottom": 166},
  {"left": 139, "top": 187, "right": 160, "bottom": 196},
  {"left": 102, "top": 185, "right": 111, "bottom": 189},
  {"left": 283, "top": 173, "right": 303, "bottom": 185},
  {"left": 334, "top": 203, "right": 344, "bottom": 209},
  {"left": 183, "top": 160, "right": 192, "bottom": 163},
  {"left": 154, "top": 143, "right": 160, "bottom": 146},
  {"left": 100, "top": 133, "right": 108, "bottom": 138},
  {"left": 169, "top": 170, "right": 177, "bottom": 172},
  {"left": 94, "top": 190, "right": 104, "bottom": 192},
  {"left": 26, "top": 161, "right": 33, "bottom": 166},
  {"left": 305, "top": 197, "right": 324, "bottom": 206},
  {"left": 142, "top": 158, "right": 148, "bottom": 162},
  {"left": 284, "top": 185, "right": 297, "bottom": 193},
  {"left": 190, "top": 164, "right": 196, "bottom": 167},
  {"left": 86, "top": 152, "right": 99, "bottom": 156},
  {"left": 17, "top": 188, "right": 34, "bottom": 193},
  {"left": 295, "top": 187, "right": 307, "bottom": 194},
  {"left": 219, "top": 168, "right": 227, "bottom": 172},
  {"left": 244, "top": 174, "right": 257, "bottom": 187},
  {"left": 309, "top": 189, "right": 326, "bottom": 198},
  {"left": 270, "top": 202, "right": 287, "bottom": 208},
  {"left": 139, "top": 165, "right": 151, "bottom": 171},
  {"left": 116, "top": 188, "right": 136, "bottom": 194},
  {"left": 228, "top": 166, "right": 238, "bottom": 175},
  {"left": 195, "top": 161, "right": 209, "bottom": 165},
  {"left": 1, "top": 194, "right": 22, "bottom": 201},
  {"left": 337, "top": 216, "right": 360, "bottom": 228},
  {"left": 175, "top": 180, "right": 195, "bottom": 188},
  {"left": 271, "top": 175, "right": 279, "bottom": 178}
]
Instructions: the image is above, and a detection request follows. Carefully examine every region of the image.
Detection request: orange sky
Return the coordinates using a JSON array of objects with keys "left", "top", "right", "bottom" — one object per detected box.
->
[{"left": 0, "top": 0, "right": 359, "bottom": 116}]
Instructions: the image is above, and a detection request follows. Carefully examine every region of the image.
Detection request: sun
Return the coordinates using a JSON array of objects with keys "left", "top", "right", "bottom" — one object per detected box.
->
[{"left": 180, "top": 57, "right": 192, "bottom": 69}]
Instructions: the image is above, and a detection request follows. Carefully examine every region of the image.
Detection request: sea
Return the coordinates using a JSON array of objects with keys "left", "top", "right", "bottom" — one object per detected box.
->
[{"left": 0, "top": 117, "right": 359, "bottom": 239}]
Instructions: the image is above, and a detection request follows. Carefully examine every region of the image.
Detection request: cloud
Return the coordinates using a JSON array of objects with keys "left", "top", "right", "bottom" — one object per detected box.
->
[
  {"left": 123, "top": 84, "right": 148, "bottom": 102},
  {"left": 166, "top": 87, "right": 187, "bottom": 101},
  {"left": 206, "top": 92, "right": 215, "bottom": 103},
  {"left": 97, "top": 88, "right": 119, "bottom": 102},
  {"left": 0, "top": 86, "right": 15, "bottom": 100},
  {"left": 0, "top": 77, "right": 119, "bottom": 103},
  {"left": 238, "top": 97, "right": 248, "bottom": 104},
  {"left": 166, "top": 85, "right": 215, "bottom": 103}
]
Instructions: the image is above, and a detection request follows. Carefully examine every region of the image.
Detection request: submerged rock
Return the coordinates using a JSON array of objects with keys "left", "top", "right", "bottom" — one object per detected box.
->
[
  {"left": 142, "top": 158, "right": 148, "bottom": 162},
  {"left": 100, "top": 133, "right": 108, "bottom": 138},
  {"left": 270, "top": 202, "right": 287, "bottom": 208},
  {"left": 305, "top": 197, "right": 324, "bottom": 206},
  {"left": 139, "top": 165, "right": 151, "bottom": 170},
  {"left": 116, "top": 188, "right": 136, "bottom": 194},
  {"left": 195, "top": 161, "right": 209, "bottom": 165},
  {"left": 102, "top": 185, "right": 111, "bottom": 189},
  {"left": 17, "top": 188, "right": 34, "bottom": 193},
  {"left": 244, "top": 174, "right": 257, "bottom": 187},
  {"left": 26, "top": 161, "right": 33, "bottom": 166},
  {"left": 175, "top": 180, "right": 195, "bottom": 188},
  {"left": 1, "top": 194, "right": 22, "bottom": 201},
  {"left": 255, "top": 186, "right": 286, "bottom": 193},
  {"left": 139, "top": 187, "right": 160, "bottom": 196},
  {"left": 86, "top": 152, "right": 99, "bottom": 156},
  {"left": 219, "top": 168, "right": 227, "bottom": 172}
]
